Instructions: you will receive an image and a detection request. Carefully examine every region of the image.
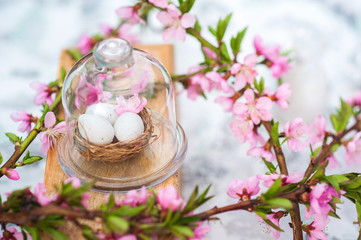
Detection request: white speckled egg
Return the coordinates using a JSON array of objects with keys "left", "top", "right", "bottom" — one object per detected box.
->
[
  {"left": 86, "top": 103, "right": 117, "bottom": 125},
  {"left": 78, "top": 114, "right": 115, "bottom": 145},
  {"left": 114, "top": 112, "right": 144, "bottom": 142}
]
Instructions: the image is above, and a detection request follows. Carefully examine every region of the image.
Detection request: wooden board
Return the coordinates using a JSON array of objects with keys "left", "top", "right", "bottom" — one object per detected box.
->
[{"left": 43, "top": 44, "right": 180, "bottom": 239}]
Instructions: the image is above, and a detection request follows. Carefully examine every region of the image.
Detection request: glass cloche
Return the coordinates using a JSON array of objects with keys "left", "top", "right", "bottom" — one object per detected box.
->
[{"left": 58, "top": 38, "right": 187, "bottom": 192}]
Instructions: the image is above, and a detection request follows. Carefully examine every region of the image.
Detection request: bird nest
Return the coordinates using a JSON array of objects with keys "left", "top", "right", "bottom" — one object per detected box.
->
[{"left": 73, "top": 108, "right": 157, "bottom": 162}]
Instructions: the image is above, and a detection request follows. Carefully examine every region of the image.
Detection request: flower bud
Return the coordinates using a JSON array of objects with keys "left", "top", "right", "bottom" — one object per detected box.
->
[{"left": 4, "top": 168, "right": 20, "bottom": 180}]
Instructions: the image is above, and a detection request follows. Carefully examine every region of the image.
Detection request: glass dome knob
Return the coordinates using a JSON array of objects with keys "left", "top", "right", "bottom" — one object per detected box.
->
[{"left": 94, "top": 38, "right": 134, "bottom": 68}]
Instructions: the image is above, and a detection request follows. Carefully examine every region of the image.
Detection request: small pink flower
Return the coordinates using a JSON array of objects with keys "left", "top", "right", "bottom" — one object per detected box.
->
[
  {"left": 187, "top": 84, "right": 203, "bottom": 100},
  {"left": 270, "top": 56, "right": 291, "bottom": 79},
  {"left": 305, "top": 217, "right": 329, "bottom": 240},
  {"left": 157, "top": 5, "right": 196, "bottom": 41},
  {"left": 304, "top": 183, "right": 339, "bottom": 221},
  {"left": 115, "top": 94, "right": 147, "bottom": 115},
  {"left": 308, "top": 115, "right": 326, "bottom": 147},
  {"left": 10, "top": 111, "right": 33, "bottom": 133},
  {"left": 123, "top": 186, "right": 148, "bottom": 207},
  {"left": 189, "top": 222, "right": 210, "bottom": 240},
  {"left": 259, "top": 172, "right": 304, "bottom": 188},
  {"left": 39, "top": 112, "right": 66, "bottom": 154},
  {"left": 215, "top": 96, "right": 234, "bottom": 112},
  {"left": 227, "top": 176, "right": 260, "bottom": 201},
  {"left": 205, "top": 71, "right": 235, "bottom": 95},
  {"left": 230, "top": 54, "right": 258, "bottom": 90},
  {"left": 100, "top": 24, "right": 113, "bottom": 35},
  {"left": 247, "top": 146, "right": 275, "bottom": 162},
  {"left": 345, "top": 132, "right": 361, "bottom": 166},
  {"left": 118, "top": 23, "right": 139, "bottom": 44},
  {"left": 149, "top": 0, "right": 168, "bottom": 8},
  {"left": 188, "top": 66, "right": 211, "bottom": 92},
  {"left": 254, "top": 35, "right": 280, "bottom": 60},
  {"left": 233, "top": 89, "right": 273, "bottom": 125},
  {"left": 117, "top": 235, "right": 137, "bottom": 240},
  {"left": 202, "top": 47, "right": 217, "bottom": 60},
  {"left": 30, "top": 82, "right": 54, "bottom": 106},
  {"left": 116, "top": 6, "right": 145, "bottom": 25},
  {"left": 157, "top": 185, "right": 183, "bottom": 211},
  {"left": 34, "top": 183, "right": 54, "bottom": 206},
  {"left": 4, "top": 169, "right": 20, "bottom": 180},
  {"left": 274, "top": 83, "right": 291, "bottom": 109},
  {"left": 229, "top": 119, "right": 254, "bottom": 144},
  {"left": 4, "top": 226, "right": 30, "bottom": 240},
  {"left": 255, "top": 213, "right": 281, "bottom": 239},
  {"left": 284, "top": 118, "right": 308, "bottom": 152},
  {"left": 78, "top": 34, "right": 92, "bottom": 55}
]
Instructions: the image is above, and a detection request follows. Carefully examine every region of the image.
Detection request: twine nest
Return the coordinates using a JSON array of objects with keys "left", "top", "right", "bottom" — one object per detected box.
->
[{"left": 73, "top": 108, "right": 157, "bottom": 162}]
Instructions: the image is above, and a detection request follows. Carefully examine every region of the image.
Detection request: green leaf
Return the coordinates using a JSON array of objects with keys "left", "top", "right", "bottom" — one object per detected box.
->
[
  {"left": 208, "top": 26, "right": 217, "bottom": 37},
  {"left": 82, "top": 225, "right": 100, "bottom": 240},
  {"left": 254, "top": 77, "right": 265, "bottom": 95},
  {"left": 23, "top": 227, "right": 40, "bottom": 240},
  {"left": 22, "top": 151, "right": 42, "bottom": 165},
  {"left": 216, "top": 13, "right": 232, "bottom": 41},
  {"left": 5, "top": 132, "right": 21, "bottom": 144},
  {"left": 106, "top": 216, "right": 129, "bottom": 234},
  {"left": 179, "top": 0, "right": 196, "bottom": 13},
  {"left": 139, "top": 234, "right": 153, "bottom": 240},
  {"left": 42, "top": 228, "right": 68, "bottom": 240},
  {"left": 356, "top": 200, "right": 361, "bottom": 221},
  {"left": 262, "top": 159, "right": 277, "bottom": 173},
  {"left": 183, "top": 186, "right": 198, "bottom": 213},
  {"left": 230, "top": 27, "right": 247, "bottom": 53},
  {"left": 113, "top": 205, "right": 146, "bottom": 217},
  {"left": 59, "top": 67, "right": 67, "bottom": 84},
  {"left": 265, "top": 198, "right": 293, "bottom": 209},
  {"left": 177, "top": 216, "right": 201, "bottom": 224},
  {"left": 255, "top": 211, "right": 283, "bottom": 232},
  {"left": 330, "top": 99, "right": 352, "bottom": 133},
  {"left": 220, "top": 43, "right": 231, "bottom": 63},
  {"left": 341, "top": 176, "right": 361, "bottom": 190},
  {"left": 197, "top": 184, "right": 213, "bottom": 206},
  {"left": 67, "top": 49, "right": 83, "bottom": 61},
  {"left": 328, "top": 210, "right": 341, "bottom": 219},
  {"left": 271, "top": 122, "right": 281, "bottom": 147},
  {"left": 194, "top": 19, "right": 202, "bottom": 32},
  {"left": 264, "top": 177, "right": 282, "bottom": 199},
  {"left": 0, "top": 152, "right": 3, "bottom": 165},
  {"left": 170, "top": 225, "right": 194, "bottom": 238}
]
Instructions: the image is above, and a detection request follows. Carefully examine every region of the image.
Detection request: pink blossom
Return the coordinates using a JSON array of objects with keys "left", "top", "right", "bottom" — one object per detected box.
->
[
  {"left": 157, "top": 185, "right": 183, "bottom": 210},
  {"left": 347, "top": 91, "right": 361, "bottom": 106},
  {"left": 284, "top": 118, "right": 308, "bottom": 152},
  {"left": 78, "top": 34, "right": 92, "bottom": 55},
  {"left": 274, "top": 83, "right": 291, "bottom": 109},
  {"left": 205, "top": 71, "right": 235, "bottom": 95},
  {"left": 326, "top": 154, "right": 340, "bottom": 169},
  {"left": 230, "top": 54, "right": 258, "bottom": 90},
  {"left": 39, "top": 112, "right": 66, "bottom": 154},
  {"left": 4, "top": 169, "right": 20, "bottom": 180},
  {"left": 270, "top": 56, "right": 291, "bottom": 79},
  {"left": 2, "top": 226, "right": 30, "bottom": 240},
  {"left": 305, "top": 217, "right": 329, "bottom": 240},
  {"left": 100, "top": 24, "right": 113, "bottom": 35},
  {"left": 345, "top": 132, "right": 361, "bottom": 166},
  {"left": 34, "top": 183, "right": 54, "bottom": 206},
  {"left": 308, "top": 115, "right": 326, "bottom": 147},
  {"left": 247, "top": 146, "right": 275, "bottom": 162},
  {"left": 229, "top": 119, "right": 254, "bottom": 144},
  {"left": 149, "top": 0, "right": 168, "bottom": 8},
  {"left": 64, "top": 177, "right": 82, "bottom": 188},
  {"left": 215, "top": 96, "right": 234, "bottom": 112},
  {"left": 115, "top": 94, "right": 147, "bottom": 115},
  {"left": 75, "top": 75, "right": 112, "bottom": 109},
  {"left": 118, "top": 23, "right": 139, "bottom": 44},
  {"left": 123, "top": 186, "right": 148, "bottom": 207},
  {"left": 117, "top": 235, "right": 137, "bottom": 240},
  {"left": 233, "top": 89, "right": 273, "bottom": 125},
  {"left": 259, "top": 172, "right": 304, "bottom": 188},
  {"left": 255, "top": 213, "right": 281, "bottom": 239},
  {"left": 130, "top": 70, "right": 149, "bottom": 94},
  {"left": 304, "top": 183, "right": 339, "bottom": 221},
  {"left": 157, "top": 5, "right": 196, "bottom": 41},
  {"left": 227, "top": 176, "right": 260, "bottom": 201},
  {"left": 187, "top": 84, "right": 203, "bottom": 100},
  {"left": 254, "top": 35, "right": 280, "bottom": 60},
  {"left": 189, "top": 222, "right": 210, "bottom": 240},
  {"left": 188, "top": 66, "right": 211, "bottom": 92},
  {"left": 202, "top": 47, "right": 217, "bottom": 60},
  {"left": 10, "top": 111, "right": 33, "bottom": 133},
  {"left": 116, "top": 6, "right": 145, "bottom": 25},
  {"left": 30, "top": 82, "right": 54, "bottom": 106}
]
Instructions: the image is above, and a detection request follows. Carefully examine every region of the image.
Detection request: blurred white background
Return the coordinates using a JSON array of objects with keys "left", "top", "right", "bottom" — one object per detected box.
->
[{"left": 1, "top": 0, "right": 361, "bottom": 239}]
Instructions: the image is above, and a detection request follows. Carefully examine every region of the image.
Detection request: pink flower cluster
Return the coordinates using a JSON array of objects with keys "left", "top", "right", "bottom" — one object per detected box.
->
[
  {"left": 157, "top": 5, "right": 196, "bottom": 41},
  {"left": 230, "top": 54, "right": 258, "bottom": 91},
  {"left": 115, "top": 94, "right": 147, "bottom": 116},
  {"left": 157, "top": 185, "right": 184, "bottom": 210},
  {"left": 75, "top": 74, "right": 112, "bottom": 110},
  {"left": 39, "top": 112, "right": 66, "bottom": 154},
  {"left": 254, "top": 35, "right": 291, "bottom": 79}
]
